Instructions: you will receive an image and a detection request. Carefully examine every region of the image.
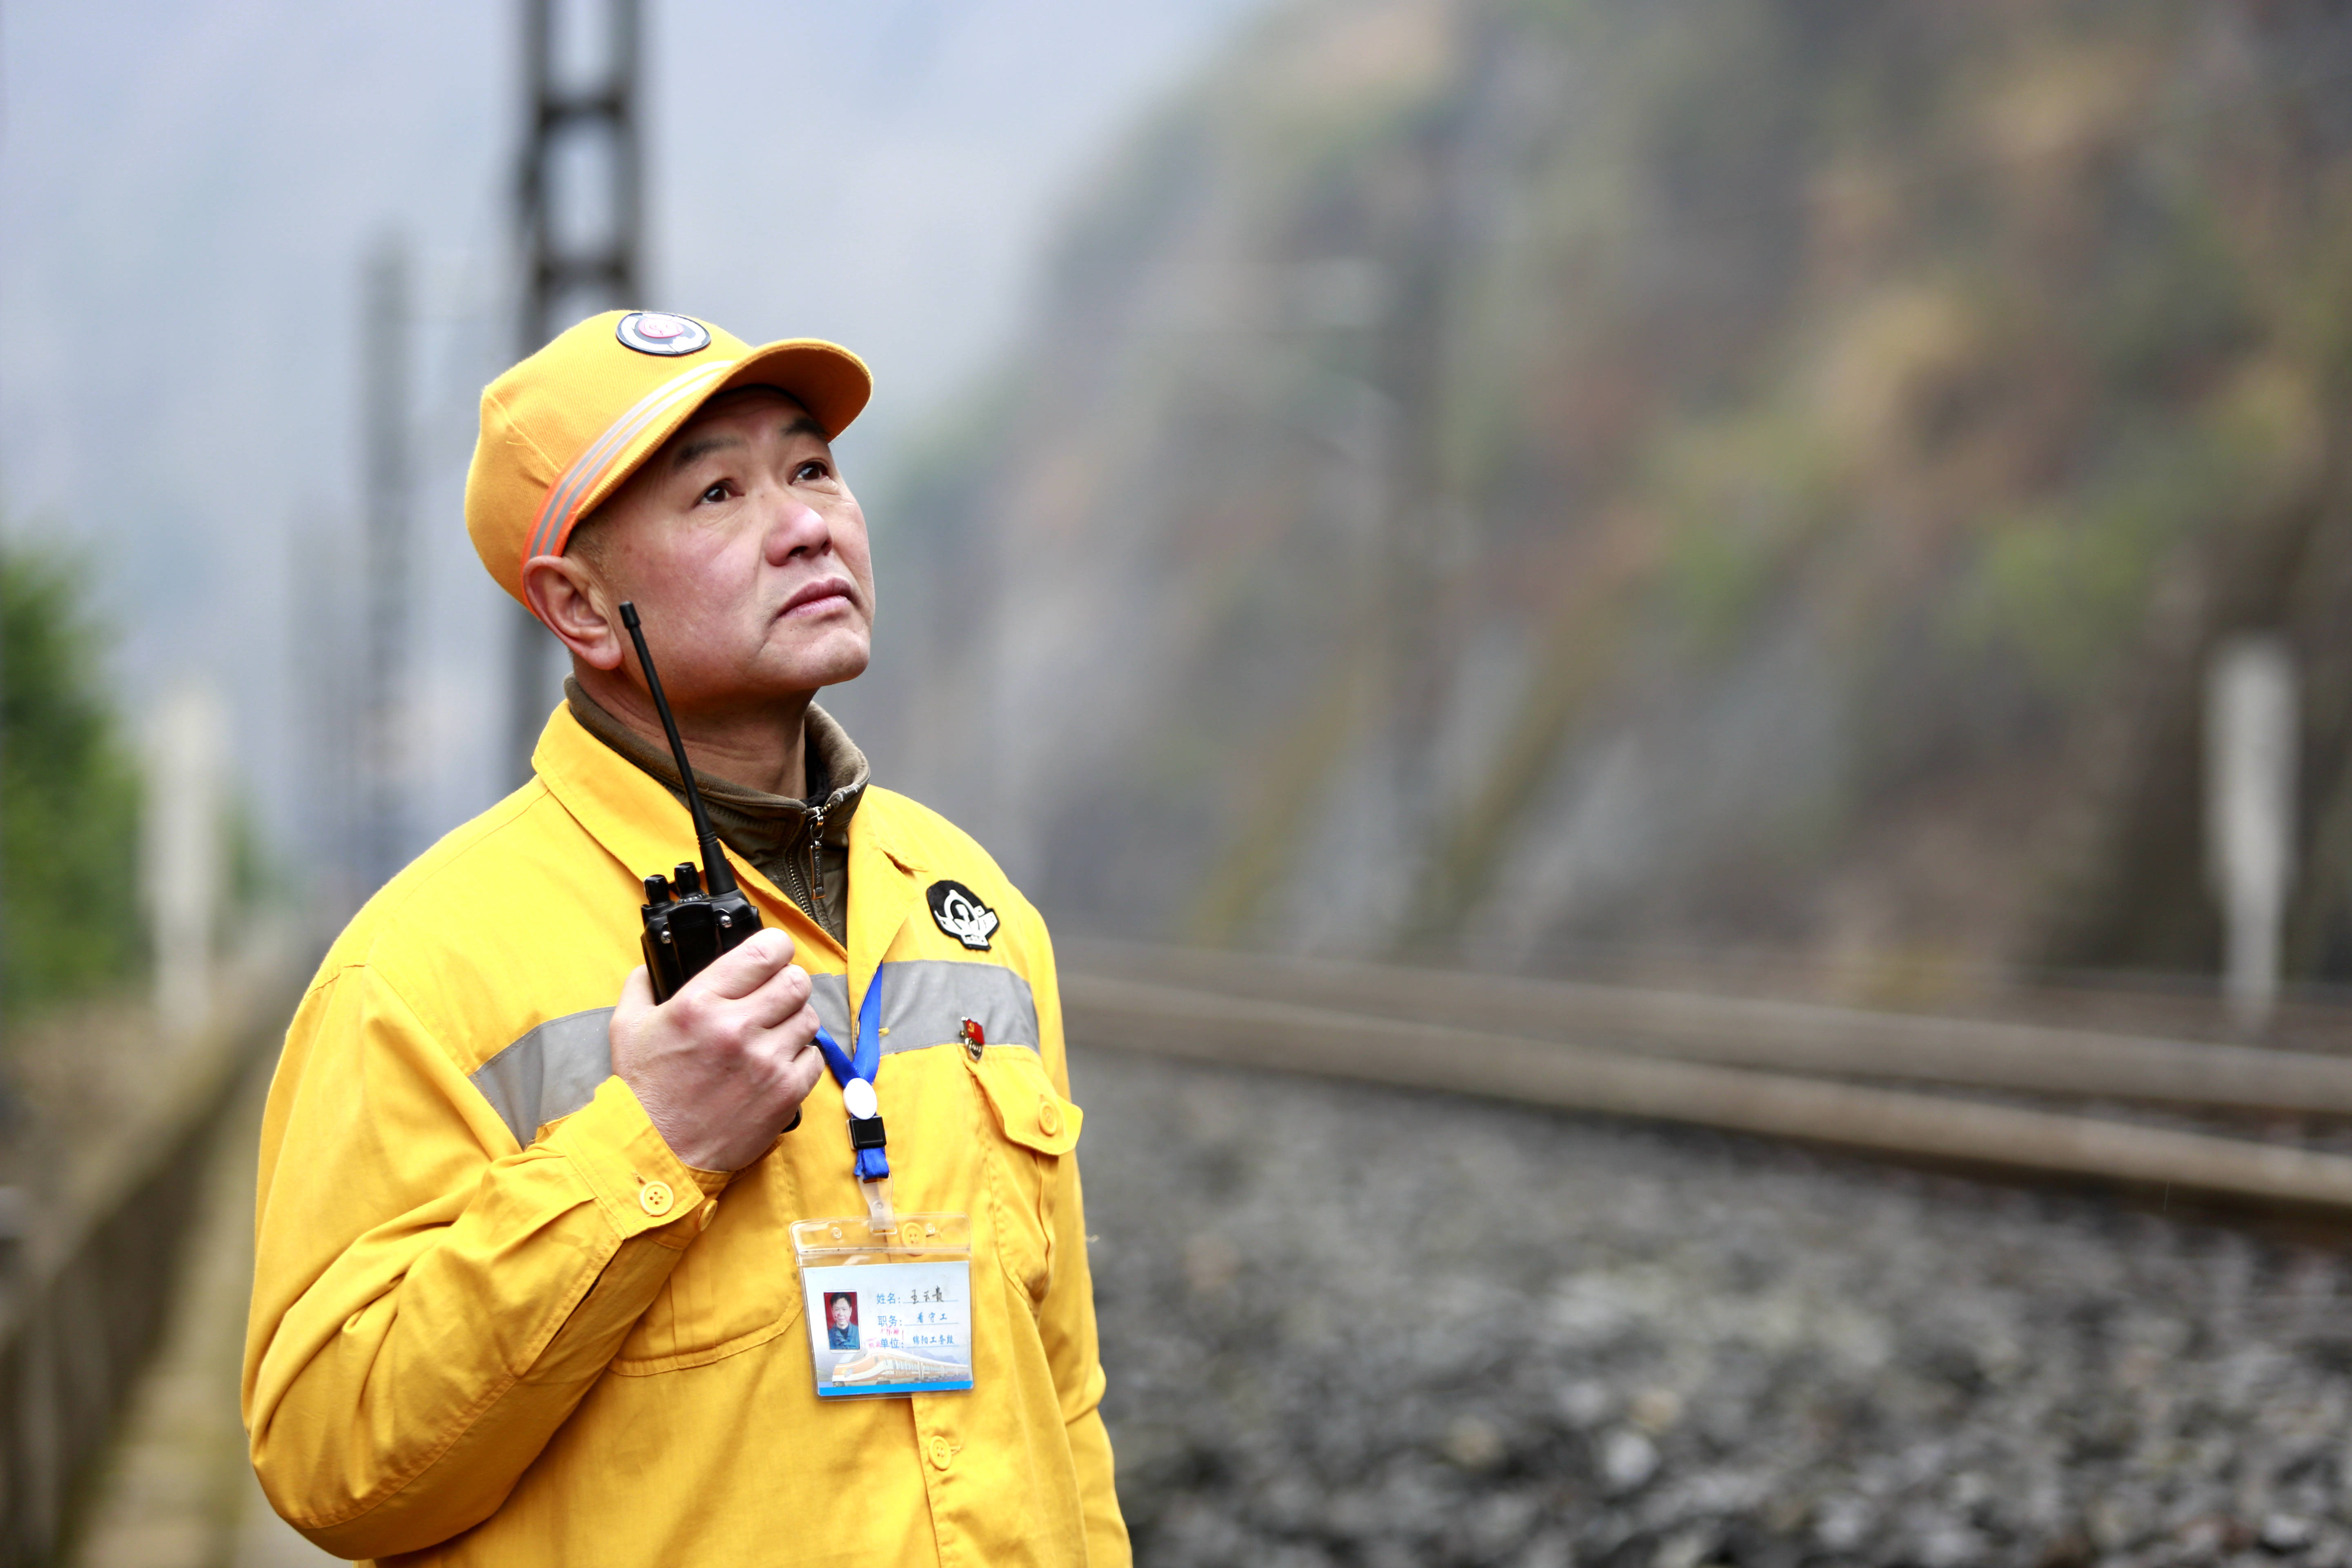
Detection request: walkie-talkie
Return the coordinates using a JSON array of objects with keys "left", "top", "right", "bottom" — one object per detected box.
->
[{"left": 620, "top": 601, "right": 765, "bottom": 1002}]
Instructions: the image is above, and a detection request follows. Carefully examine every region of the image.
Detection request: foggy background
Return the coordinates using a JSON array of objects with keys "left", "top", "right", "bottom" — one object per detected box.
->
[
  {"left": 0, "top": 0, "right": 1259, "bottom": 875},
  {"left": 17, "top": 0, "right": 2352, "bottom": 1011},
  {"left": 24, "top": 4, "right": 2352, "bottom": 1566}
]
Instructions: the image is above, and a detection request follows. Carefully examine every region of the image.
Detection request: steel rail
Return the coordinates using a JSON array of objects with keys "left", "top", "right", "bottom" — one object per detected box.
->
[
  {"left": 1061, "top": 971, "right": 2352, "bottom": 1215},
  {"left": 1062, "top": 940, "right": 2352, "bottom": 1116}
]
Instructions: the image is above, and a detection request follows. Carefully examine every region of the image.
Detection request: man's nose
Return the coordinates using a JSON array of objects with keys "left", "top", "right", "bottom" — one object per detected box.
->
[{"left": 762, "top": 493, "right": 831, "bottom": 562}]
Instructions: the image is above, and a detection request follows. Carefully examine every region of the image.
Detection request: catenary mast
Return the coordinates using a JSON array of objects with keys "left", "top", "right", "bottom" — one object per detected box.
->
[
  {"left": 363, "top": 236, "right": 412, "bottom": 890},
  {"left": 507, "top": 0, "right": 646, "bottom": 786}
]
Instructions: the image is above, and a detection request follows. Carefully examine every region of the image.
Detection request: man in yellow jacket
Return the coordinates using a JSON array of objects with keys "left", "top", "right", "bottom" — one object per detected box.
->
[{"left": 242, "top": 311, "right": 1129, "bottom": 1566}]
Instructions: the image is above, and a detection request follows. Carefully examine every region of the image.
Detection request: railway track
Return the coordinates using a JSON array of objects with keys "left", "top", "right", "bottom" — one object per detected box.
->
[{"left": 1060, "top": 940, "right": 2352, "bottom": 1217}]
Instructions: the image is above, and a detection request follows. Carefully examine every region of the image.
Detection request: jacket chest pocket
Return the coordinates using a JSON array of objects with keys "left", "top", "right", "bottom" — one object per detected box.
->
[
  {"left": 608, "top": 1151, "right": 804, "bottom": 1374},
  {"left": 965, "top": 1046, "right": 1082, "bottom": 1305}
]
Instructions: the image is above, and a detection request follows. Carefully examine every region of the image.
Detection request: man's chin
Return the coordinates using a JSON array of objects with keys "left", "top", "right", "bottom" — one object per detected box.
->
[{"left": 762, "top": 640, "right": 872, "bottom": 695}]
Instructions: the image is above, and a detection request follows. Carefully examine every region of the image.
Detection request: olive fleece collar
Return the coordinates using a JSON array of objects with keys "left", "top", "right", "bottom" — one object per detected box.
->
[{"left": 564, "top": 675, "right": 868, "bottom": 941}]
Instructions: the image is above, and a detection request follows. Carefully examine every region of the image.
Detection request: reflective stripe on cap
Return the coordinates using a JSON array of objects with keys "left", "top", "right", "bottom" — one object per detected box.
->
[{"left": 521, "top": 357, "right": 740, "bottom": 567}]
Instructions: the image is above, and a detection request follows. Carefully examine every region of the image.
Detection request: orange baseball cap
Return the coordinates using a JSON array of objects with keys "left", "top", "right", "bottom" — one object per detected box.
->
[{"left": 465, "top": 310, "right": 871, "bottom": 609}]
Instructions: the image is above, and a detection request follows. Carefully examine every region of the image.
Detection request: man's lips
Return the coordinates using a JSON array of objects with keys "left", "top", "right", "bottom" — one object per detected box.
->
[{"left": 778, "top": 579, "right": 858, "bottom": 618}]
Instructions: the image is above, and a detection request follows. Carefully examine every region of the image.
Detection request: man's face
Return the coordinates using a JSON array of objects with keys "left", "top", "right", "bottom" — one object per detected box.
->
[
  {"left": 577, "top": 387, "right": 873, "bottom": 715},
  {"left": 831, "top": 1297, "right": 854, "bottom": 1330}
]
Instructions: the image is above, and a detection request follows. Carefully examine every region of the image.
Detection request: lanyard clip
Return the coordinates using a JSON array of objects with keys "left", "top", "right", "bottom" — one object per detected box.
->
[
  {"left": 820, "top": 970, "right": 893, "bottom": 1185},
  {"left": 862, "top": 1176, "right": 896, "bottom": 1234},
  {"left": 842, "top": 1075, "right": 890, "bottom": 1182}
]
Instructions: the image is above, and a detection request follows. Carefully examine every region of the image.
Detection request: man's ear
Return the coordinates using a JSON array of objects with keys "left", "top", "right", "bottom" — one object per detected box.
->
[{"left": 520, "top": 554, "right": 626, "bottom": 671}]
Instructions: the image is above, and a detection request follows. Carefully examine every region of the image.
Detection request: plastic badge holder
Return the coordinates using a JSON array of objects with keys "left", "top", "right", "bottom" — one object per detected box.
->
[{"left": 791, "top": 1212, "right": 976, "bottom": 1399}]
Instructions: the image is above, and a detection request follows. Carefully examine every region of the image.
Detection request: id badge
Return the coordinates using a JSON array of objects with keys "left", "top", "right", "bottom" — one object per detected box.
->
[{"left": 791, "top": 1212, "right": 975, "bottom": 1398}]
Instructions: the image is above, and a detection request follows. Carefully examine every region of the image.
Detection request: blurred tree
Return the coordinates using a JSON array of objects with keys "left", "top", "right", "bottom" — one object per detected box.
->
[{"left": 1, "top": 543, "right": 143, "bottom": 1018}]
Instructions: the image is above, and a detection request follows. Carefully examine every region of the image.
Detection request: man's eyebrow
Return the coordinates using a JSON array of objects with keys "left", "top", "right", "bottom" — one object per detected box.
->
[
  {"left": 669, "top": 431, "right": 744, "bottom": 471},
  {"left": 666, "top": 415, "right": 826, "bottom": 473}
]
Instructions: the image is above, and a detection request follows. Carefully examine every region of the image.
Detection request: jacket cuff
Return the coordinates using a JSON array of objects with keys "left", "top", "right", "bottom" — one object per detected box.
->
[{"left": 548, "top": 1076, "right": 719, "bottom": 1247}]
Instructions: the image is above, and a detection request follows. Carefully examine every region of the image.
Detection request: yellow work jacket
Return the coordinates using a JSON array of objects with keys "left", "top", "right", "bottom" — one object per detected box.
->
[{"left": 242, "top": 705, "right": 1128, "bottom": 1567}]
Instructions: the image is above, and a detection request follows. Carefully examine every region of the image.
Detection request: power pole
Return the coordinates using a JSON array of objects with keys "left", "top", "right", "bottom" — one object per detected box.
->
[
  {"left": 292, "top": 512, "right": 364, "bottom": 923},
  {"left": 363, "top": 237, "right": 411, "bottom": 889},
  {"left": 507, "top": 0, "right": 645, "bottom": 786}
]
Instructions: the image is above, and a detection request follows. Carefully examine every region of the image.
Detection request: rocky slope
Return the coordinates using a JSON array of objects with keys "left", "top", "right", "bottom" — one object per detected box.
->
[{"left": 851, "top": 0, "right": 2352, "bottom": 999}]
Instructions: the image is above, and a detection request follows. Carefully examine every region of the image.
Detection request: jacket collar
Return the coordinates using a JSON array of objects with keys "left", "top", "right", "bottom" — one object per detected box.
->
[
  {"left": 533, "top": 702, "right": 926, "bottom": 968},
  {"left": 562, "top": 676, "right": 871, "bottom": 842}
]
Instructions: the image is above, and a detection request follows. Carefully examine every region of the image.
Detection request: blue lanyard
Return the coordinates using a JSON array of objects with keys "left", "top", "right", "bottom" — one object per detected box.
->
[{"left": 811, "top": 969, "right": 888, "bottom": 1181}]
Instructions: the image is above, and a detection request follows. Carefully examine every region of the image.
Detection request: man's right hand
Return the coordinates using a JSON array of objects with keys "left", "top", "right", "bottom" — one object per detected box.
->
[{"left": 608, "top": 927, "right": 826, "bottom": 1172}]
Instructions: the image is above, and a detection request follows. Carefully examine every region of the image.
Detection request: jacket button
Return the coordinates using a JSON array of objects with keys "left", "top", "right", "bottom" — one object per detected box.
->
[
  {"left": 928, "top": 1435, "right": 954, "bottom": 1470},
  {"left": 639, "top": 1180, "right": 675, "bottom": 1217},
  {"left": 1036, "top": 1100, "right": 1063, "bottom": 1138}
]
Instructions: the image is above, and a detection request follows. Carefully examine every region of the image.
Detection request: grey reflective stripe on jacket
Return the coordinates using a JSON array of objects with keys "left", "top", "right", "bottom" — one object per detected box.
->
[
  {"left": 466, "top": 1010, "right": 615, "bottom": 1153},
  {"left": 873, "top": 959, "right": 1038, "bottom": 1058},
  {"left": 468, "top": 959, "right": 1042, "bottom": 1147}
]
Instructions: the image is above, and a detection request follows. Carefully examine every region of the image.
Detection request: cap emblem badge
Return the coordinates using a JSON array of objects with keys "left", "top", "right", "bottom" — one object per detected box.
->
[{"left": 616, "top": 312, "right": 712, "bottom": 356}]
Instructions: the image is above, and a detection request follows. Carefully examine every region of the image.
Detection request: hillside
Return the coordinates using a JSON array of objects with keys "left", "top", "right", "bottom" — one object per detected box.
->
[{"left": 851, "top": 0, "right": 2352, "bottom": 1000}]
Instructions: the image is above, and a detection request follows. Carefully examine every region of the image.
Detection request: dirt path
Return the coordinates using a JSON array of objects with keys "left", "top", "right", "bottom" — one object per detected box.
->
[{"left": 64, "top": 1057, "right": 334, "bottom": 1568}]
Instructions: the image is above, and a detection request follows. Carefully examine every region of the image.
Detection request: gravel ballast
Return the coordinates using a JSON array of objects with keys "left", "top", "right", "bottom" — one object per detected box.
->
[{"left": 1074, "top": 1048, "right": 2352, "bottom": 1568}]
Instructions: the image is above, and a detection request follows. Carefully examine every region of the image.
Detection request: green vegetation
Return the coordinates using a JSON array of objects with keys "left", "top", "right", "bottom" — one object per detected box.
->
[{"left": 1, "top": 542, "right": 144, "bottom": 1018}]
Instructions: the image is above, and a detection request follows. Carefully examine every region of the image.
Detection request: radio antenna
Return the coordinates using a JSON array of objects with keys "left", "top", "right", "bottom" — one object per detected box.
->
[{"left": 618, "top": 601, "right": 739, "bottom": 896}]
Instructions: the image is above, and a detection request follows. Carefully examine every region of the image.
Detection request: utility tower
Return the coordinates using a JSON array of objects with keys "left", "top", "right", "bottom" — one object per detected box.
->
[
  {"left": 507, "top": 0, "right": 645, "bottom": 785},
  {"left": 363, "top": 237, "right": 412, "bottom": 889}
]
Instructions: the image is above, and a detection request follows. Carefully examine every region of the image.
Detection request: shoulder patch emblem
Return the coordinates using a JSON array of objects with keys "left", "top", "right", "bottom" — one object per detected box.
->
[{"left": 926, "top": 880, "right": 1000, "bottom": 951}]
